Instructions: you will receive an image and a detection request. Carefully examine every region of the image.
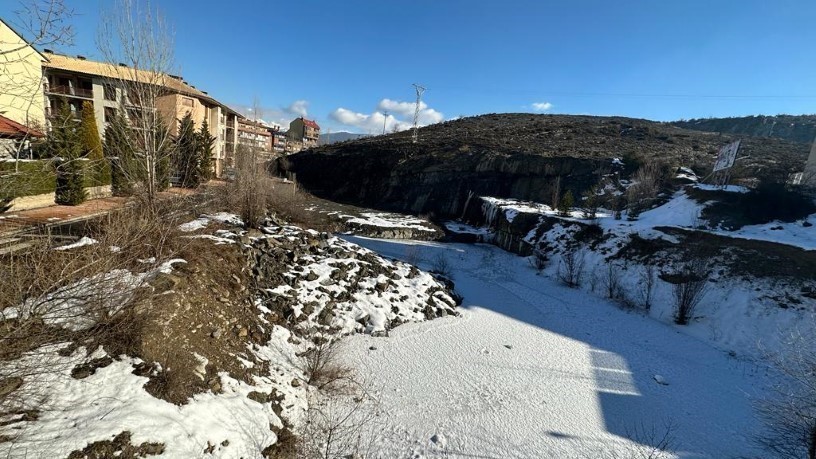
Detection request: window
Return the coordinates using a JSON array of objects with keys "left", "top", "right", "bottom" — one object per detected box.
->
[
  {"left": 182, "top": 97, "right": 194, "bottom": 107},
  {"left": 104, "top": 107, "right": 117, "bottom": 123},
  {"left": 104, "top": 85, "right": 116, "bottom": 101}
]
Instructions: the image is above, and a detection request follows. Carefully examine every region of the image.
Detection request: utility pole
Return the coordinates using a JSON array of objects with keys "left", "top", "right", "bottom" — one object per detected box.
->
[
  {"left": 382, "top": 110, "right": 388, "bottom": 135},
  {"left": 412, "top": 83, "right": 425, "bottom": 143}
]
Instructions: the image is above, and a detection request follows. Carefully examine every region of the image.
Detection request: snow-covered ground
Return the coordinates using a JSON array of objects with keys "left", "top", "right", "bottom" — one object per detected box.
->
[{"left": 341, "top": 236, "right": 771, "bottom": 458}]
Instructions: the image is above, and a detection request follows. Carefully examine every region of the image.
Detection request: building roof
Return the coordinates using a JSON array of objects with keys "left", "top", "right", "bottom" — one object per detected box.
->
[
  {"left": 299, "top": 117, "right": 320, "bottom": 130},
  {"left": 0, "top": 114, "right": 44, "bottom": 138},
  {"left": 42, "top": 52, "right": 231, "bottom": 110}
]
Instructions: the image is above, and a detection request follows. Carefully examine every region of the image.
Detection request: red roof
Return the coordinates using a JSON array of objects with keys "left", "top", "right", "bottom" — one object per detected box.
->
[
  {"left": 0, "top": 114, "right": 44, "bottom": 138},
  {"left": 301, "top": 117, "right": 320, "bottom": 130}
]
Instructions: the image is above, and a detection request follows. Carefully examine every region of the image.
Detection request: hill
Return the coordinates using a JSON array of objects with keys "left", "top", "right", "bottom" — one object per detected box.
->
[
  {"left": 673, "top": 114, "right": 816, "bottom": 144},
  {"left": 280, "top": 113, "right": 808, "bottom": 217},
  {"left": 318, "top": 131, "right": 369, "bottom": 145}
]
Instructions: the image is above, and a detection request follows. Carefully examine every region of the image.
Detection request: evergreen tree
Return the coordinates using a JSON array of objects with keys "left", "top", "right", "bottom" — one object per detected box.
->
[
  {"left": 558, "top": 190, "right": 574, "bottom": 217},
  {"left": 49, "top": 103, "right": 87, "bottom": 205},
  {"left": 197, "top": 119, "right": 215, "bottom": 181},
  {"left": 104, "top": 111, "right": 135, "bottom": 196},
  {"left": 78, "top": 100, "right": 110, "bottom": 187},
  {"left": 174, "top": 113, "right": 200, "bottom": 187}
]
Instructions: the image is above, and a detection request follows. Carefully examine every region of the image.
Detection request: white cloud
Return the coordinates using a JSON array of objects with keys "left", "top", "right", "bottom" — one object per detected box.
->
[
  {"left": 531, "top": 102, "right": 553, "bottom": 112},
  {"left": 287, "top": 100, "right": 309, "bottom": 117},
  {"left": 329, "top": 108, "right": 413, "bottom": 134},
  {"left": 331, "top": 98, "right": 444, "bottom": 133}
]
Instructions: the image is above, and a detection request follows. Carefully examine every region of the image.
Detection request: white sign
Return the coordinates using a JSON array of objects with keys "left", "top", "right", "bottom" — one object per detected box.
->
[{"left": 713, "top": 140, "right": 741, "bottom": 172}]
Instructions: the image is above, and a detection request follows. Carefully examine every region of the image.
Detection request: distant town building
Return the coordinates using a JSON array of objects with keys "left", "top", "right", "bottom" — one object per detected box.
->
[
  {"left": 270, "top": 127, "right": 287, "bottom": 154},
  {"left": 237, "top": 117, "right": 273, "bottom": 154},
  {"left": 288, "top": 117, "right": 320, "bottom": 151}
]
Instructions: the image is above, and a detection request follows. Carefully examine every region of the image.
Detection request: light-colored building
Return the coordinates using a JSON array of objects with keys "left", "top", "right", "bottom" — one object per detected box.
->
[
  {"left": 0, "top": 18, "right": 47, "bottom": 129},
  {"left": 288, "top": 117, "right": 320, "bottom": 151},
  {"left": 0, "top": 114, "right": 44, "bottom": 158},
  {"left": 40, "top": 52, "right": 240, "bottom": 177}
]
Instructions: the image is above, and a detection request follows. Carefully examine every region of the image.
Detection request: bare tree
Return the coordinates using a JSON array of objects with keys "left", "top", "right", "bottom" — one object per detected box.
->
[
  {"left": 97, "top": 0, "right": 177, "bottom": 205},
  {"left": 757, "top": 324, "right": 816, "bottom": 459},
  {"left": 670, "top": 258, "right": 709, "bottom": 325},
  {"left": 637, "top": 264, "right": 657, "bottom": 311},
  {"left": 0, "top": 0, "right": 74, "bottom": 172},
  {"left": 558, "top": 246, "right": 585, "bottom": 288}
]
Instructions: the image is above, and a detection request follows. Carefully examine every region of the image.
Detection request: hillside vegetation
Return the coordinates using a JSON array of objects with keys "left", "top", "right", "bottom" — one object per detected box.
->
[
  {"left": 673, "top": 114, "right": 816, "bottom": 144},
  {"left": 283, "top": 114, "right": 808, "bottom": 217}
]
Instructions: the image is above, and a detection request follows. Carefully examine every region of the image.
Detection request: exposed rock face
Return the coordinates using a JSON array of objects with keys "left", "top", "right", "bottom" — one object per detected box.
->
[{"left": 281, "top": 114, "right": 807, "bottom": 219}]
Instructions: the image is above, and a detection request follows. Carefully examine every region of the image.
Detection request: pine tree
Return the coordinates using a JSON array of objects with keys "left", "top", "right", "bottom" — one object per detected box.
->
[
  {"left": 174, "top": 113, "right": 200, "bottom": 187},
  {"left": 49, "top": 103, "right": 87, "bottom": 206},
  {"left": 78, "top": 100, "right": 110, "bottom": 187},
  {"left": 197, "top": 119, "right": 215, "bottom": 181},
  {"left": 104, "top": 111, "right": 135, "bottom": 196},
  {"left": 558, "top": 190, "right": 574, "bottom": 217}
]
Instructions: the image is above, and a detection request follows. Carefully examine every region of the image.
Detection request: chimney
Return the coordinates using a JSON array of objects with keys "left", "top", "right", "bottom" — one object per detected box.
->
[
  {"left": 77, "top": 55, "right": 86, "bottom": 60},
  {"left": 118, "top": 63, "right": 128, "bottom": 67},
  {"left": 43, "top": 48, "right": 53, "bottom": 54}
]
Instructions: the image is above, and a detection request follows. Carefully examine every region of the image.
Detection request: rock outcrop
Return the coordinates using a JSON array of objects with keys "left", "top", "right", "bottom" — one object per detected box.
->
[{"left": 281, "top": 114, "right": 808, "bottom": 219}]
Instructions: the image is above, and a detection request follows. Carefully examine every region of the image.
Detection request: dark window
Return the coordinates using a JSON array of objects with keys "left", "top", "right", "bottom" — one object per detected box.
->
[
  {"left": 104, "top": 107, "right": 116, "bottom": 123},
  {"left": 104, "top": 85, "right": 116, "bottom": 101}
]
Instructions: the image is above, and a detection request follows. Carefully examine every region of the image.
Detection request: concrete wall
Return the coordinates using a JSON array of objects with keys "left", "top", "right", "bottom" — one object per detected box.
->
[
  {"left": 0, "top": 21, "right": 46, "bottom": 128},
  {"left": 8, "top": 185, "right": 112, "bottom": 212}
]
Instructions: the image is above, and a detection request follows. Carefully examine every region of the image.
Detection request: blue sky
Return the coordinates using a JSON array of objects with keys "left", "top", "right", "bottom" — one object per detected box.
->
[{"left": 4, "top": 0, "right": 816, "bottom": 132}]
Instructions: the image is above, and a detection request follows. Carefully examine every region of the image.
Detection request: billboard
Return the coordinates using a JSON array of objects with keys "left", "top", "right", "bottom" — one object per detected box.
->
[{"left": 713, "top": 140, "right": 741, "bottom": 172}]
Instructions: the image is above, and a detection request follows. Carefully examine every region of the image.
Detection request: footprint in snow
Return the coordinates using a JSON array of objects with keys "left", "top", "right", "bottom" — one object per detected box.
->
[
  {"left": 479, "top": 348, "right": 490, "bottom": 355},
  {"left": 653, "top": 374, "right": 669, "bottom": 385},
  {"left": 430, "top": 433, "right": 447, "bottom": 448}
]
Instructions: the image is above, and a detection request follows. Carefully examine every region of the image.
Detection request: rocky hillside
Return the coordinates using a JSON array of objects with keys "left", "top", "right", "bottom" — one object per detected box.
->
[
  {"left": 673, "top": 114, "right": 816, "bottom": 144},
  {"left": 281, "top": 114, "right": 808, "bottom": 219}
]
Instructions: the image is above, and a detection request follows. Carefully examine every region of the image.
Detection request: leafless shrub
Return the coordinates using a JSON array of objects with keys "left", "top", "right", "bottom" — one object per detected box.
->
[
  {"left": 558, "top": 246, "right": 585, "bottom": 288},
  {"left": 602, "top": 262, "right": 624, "bottom": 300},
  {"left": 594, "top": 419, "right": 675, "bottom": 459},
  {"left": 431, "top": 253, "right": 453, "bottom": 280},
  {"left": 299, "top": 337, "right": 353, "bottom": 394},
  {"left": 669, "top": 258, "right": 709, "bottom": 325},
  {"left": 627, "top": 162, "right": 670, "bottom": 218},
  {"left": 756, "top": 324, "right": 816, "bottom": 459},
  {"left": 638, "top": 264, "right": 657, "bottom": 312},
  {"left": 296, "top": 388, "right": 381, "bottom": 459},
  {"left": 529, "top": 248, "right": 548, "bottom": 271},
  {"left": 222, "top": 146, "right": 271, "bottom": 229},
  {"left": 0, "top": 199, "right": 185, "bottom": 415}
]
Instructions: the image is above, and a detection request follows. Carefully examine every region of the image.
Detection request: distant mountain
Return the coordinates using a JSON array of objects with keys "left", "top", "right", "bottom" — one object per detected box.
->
[
  {"left": 672, "top": 115, "right": 816, "bottom": 144},
  {"left": 319, "top": 132, "right": 369, "bottom": 145}
]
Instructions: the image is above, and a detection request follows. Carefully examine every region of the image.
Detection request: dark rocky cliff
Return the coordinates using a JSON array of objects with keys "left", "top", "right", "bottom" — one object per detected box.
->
[{"left": 280, "top": 114, "right": 807, "bottom": 219}]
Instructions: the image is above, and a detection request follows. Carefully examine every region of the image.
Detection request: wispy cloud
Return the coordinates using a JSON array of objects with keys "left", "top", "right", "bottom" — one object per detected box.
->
[{"left": 531, "top": 102, "right": 553, "bottom": 112}]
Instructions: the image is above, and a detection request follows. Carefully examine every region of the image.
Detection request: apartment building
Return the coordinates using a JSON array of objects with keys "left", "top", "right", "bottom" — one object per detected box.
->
[
  {"left": 40, "top": 52, "right": 240, "bottom": 177},
  {"left": 288, "top": 117, "right": 320, "bottom": 151},
  {"left": 270, "top": 127, "right": 287, "bottom": 154},
  {"left": 237, "top": 117, "right": 273, "bottom": 154},
  {"left": 0, "top": 19, "right": 47, "bottom": 129}
]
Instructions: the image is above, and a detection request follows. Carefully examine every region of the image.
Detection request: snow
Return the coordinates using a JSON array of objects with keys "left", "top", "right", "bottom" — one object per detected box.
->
[
  {"left": 342, "top": 212, "right": 437, "bottom": 232},
  {"left": 178, "top": 213, "right": 243, "bottom": 232},
  {"left": 340, "top": 236, "right": 771, "bottom": 458},
  {"left": 54, "top": 236, "right": 98, "bottom": 251},
  {"left": 2, "top": 343, "right": 305, "bottom": 459}
]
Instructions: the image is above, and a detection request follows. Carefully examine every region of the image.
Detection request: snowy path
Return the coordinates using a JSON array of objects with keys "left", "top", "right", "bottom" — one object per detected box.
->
[{"left": 341, "top": 237, "right": 768, "bottom": 458}]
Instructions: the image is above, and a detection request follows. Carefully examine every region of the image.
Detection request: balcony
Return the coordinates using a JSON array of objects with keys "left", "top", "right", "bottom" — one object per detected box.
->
[{"left": 47, "top": 85, "right": 94, "bottom": 99}]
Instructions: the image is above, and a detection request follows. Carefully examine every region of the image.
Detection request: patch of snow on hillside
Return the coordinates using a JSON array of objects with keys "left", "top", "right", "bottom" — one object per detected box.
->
[{"left": 343, "top": 212, "right": 436, "bottom": 232}]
